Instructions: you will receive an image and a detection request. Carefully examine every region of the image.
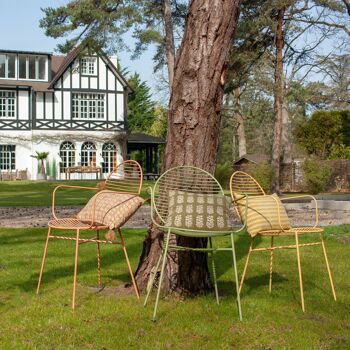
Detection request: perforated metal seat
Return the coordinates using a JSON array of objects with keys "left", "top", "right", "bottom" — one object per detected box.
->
[
  {"left": 37, "top": 160, "right": 143, "bottom": 309},
  {"left": 48, "top": 218, "right": 106, "bottom": 230},
  {"left": 230, "top": 171, "right": 337, "bottom": 312}
]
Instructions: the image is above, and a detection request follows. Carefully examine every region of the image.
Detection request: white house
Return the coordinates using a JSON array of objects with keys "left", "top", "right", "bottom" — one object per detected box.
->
[{"left": 0, "top": 43, "right": 131, "bottom": 179}]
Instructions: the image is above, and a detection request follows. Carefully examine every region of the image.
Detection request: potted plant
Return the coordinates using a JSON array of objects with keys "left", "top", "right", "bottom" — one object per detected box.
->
[
  {"left": 48, "top": 159, "right": 57, "bottom": 181},
  {"left": 31, "top": 151, "right": 49, "bottom": 180}
]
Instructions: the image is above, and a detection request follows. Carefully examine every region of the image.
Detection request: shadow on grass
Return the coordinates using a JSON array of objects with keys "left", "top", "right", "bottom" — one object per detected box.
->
[{"left": 17, "top": 240, "right": 143, "bottom": 293}]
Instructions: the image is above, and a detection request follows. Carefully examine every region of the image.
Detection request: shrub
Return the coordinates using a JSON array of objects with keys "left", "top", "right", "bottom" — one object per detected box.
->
[
  {"left": 249, "top": 163, "right": 273, "bottom": 193},
  {"left": 328, "top": 144, "right": 350, "bottom": 160},
  {"left": 45, "top": 160, "right": 50, "bottom": 176},
  {"left": 215, "top": 162, "right": 232, "bottom": 189},
  {"left": 302, "top": 157, "right": 332, "bottom": 194},
  {"left": 51, "top": 160, "right": 57, "bottom": 178}
]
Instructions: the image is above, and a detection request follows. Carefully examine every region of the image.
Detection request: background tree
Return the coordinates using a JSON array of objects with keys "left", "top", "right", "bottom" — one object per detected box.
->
[
  {"left": 128, "top": 73, "right": 156, "bottom": 132},
  {"left": 294, "top": 110, "right": 347, "bottom": 158}
]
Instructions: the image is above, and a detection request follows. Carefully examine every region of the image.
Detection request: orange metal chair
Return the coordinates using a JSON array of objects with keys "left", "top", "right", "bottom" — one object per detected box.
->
[
  {"left": 36, "top": 160, "right": 143, "bottom": 309},
  {"left": 230, "top": 171, "right": 337, "bottom": 312}
]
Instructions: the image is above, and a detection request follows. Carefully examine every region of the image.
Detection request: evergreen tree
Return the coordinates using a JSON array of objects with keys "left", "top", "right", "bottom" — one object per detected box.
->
[{"left": 128, "top": 73, "right": 156, "bottom": 132}]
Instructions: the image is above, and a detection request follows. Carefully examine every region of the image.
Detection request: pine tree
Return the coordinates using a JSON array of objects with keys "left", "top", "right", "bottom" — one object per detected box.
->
[{"left": 128, "top": 73, "right": 156, "bottom": 132}]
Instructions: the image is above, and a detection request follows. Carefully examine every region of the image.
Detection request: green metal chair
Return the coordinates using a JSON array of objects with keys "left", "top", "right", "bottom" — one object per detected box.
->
[{"left": 144, "top": 166, "right": 245, "bottom": 321}]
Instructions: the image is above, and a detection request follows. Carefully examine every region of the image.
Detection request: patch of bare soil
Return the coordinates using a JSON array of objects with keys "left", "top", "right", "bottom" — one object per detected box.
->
[
  {"left": 336, "top": 236, "right": 350, "bottom": 244},
  {"left": 87, "top": 284, "right": 137, "bottom": 297},
  {"left": 0, "top": 205, "right": 151, "bottom": 228},
  {"left": 0, "top": 205, "right": 349, "bottom": 228}
]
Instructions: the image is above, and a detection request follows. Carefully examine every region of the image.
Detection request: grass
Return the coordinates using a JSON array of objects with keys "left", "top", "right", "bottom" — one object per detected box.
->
[
  {"left": 1, "top": 225, "right": 350, "bottom": 349},
  {"left": 0, "top": 180, "right": 154, "bottom": 207}
]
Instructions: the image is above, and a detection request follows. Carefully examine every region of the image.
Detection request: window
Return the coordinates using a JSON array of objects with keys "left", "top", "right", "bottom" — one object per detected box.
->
[
  {"left": 81, "top": 142, "right": 96, "bottom": 167},
  {"left": 72, "top": 93, "right": 105, "bottom": 119},
  {"left": 0, "top": 145, "right": 15, "bottom": 170},
  {"left": 102, "top": 143, "right": 117, "bottom": 173},
  {"left": 0, "top": 91, "right": 15, "bottom": 118},
  {"left": 18, "top": 55, "right": 47, "bottom": 80},
  {"left": 81, "top": 57, "right": 96, "bottom": 75},
  {"left": 60, "top": 141, "right": 75, "bottom": 172},
  {"left": 0, "top": 54, "right": 16, "bottom": 79}
]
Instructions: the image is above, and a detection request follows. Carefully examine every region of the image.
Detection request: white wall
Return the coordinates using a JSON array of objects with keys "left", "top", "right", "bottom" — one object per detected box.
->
[{"left": 0, "top": 130, "right": 125, "bottom": 180}]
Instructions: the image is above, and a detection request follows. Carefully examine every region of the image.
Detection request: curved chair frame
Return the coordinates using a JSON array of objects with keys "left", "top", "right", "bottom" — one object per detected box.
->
[
  {"left": 36, "top": 160, "right": 143, "bottom": 309},
  {"left": 144, "top": 166, "right": 245, "bottom": 321},
  {"left": 230, "top": 171, "right": 336, "bottom": 312}
]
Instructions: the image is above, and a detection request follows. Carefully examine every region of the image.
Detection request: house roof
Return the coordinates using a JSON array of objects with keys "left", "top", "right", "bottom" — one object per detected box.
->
[
  {"left": 233, "top": 154, "right": 270, "bottom": 165},
  {"left": 127, "top": 132, "right": 166, "bottom": 144},
  {"left": 48, "top": 45, "right": 84, "bottom": 89},
  {"left": 48, "top": 43, "right": 132, "bottom": 92},
  {"left": 0, "top": 49, "right": 52, "bottom": 56},
  {"left": 0, "top": 43, "right": 132, "bottom": 92},
  {"left": 0, "top": 80, "right": 50, "bottom": 92}
]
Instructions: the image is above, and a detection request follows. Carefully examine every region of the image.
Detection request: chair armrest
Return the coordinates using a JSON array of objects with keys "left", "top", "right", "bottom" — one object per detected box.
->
[
  {"left": 52, "top": 185, "right": 99, "bottom": 223},
  {"left": 147, "top": 186, "right": 167, "bottom": 229},
  {"left": 280, "top": 195, "right": 318, "bottom": 227},
  {"left": 96, "top": 181, "right": 106, "bottom": 190}
]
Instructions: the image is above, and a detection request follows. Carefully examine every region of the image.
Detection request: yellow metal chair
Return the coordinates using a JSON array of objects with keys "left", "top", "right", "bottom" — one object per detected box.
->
[
  {"left": 230, "top": 171, "right": 336, "bottom": 312},
  {"left": 36, "top": 160, "right": 143, "bottom": 308}
]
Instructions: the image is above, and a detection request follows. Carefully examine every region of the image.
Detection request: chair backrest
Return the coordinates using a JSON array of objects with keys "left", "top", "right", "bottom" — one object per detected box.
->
[
  {"left": 230, "top": 171, "right": 265, "bottom": 223},
  {"left": 105, "top": 160, "right": 143, "bottom": 195},
  {"left": 152, "top": 166, "right": 224, "bottom": 224},
  {"left": 230, "top": 171, "right": 265, "bottom": 197}
]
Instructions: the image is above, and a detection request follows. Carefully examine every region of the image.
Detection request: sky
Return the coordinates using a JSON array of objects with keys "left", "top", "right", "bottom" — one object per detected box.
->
[{"left": 0, "top": 0, "right": 159, "bottom": 96}]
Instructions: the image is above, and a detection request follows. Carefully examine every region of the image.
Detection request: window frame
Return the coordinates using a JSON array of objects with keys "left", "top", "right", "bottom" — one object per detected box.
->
[
  {"left": 0, "top": 90, "right": 16, "bottom": 118},
  {"left": 81, "top": 142, "right": 97, "bottom": 167},
  {"left": 59, "top": 141, "right": 76, "bottom": 172},
  {"left": 102, "top": 142, "right": 117, "bottom": 174},
  {"left": 72, "top": 93, "right": 105, "bottom": 120},
  {"left": 0, "top": 145, "right": 16, "bottom": 170},
  {"left": 80, "top": 57, "right": 97, "bottom": 76},
  {"left": 0, "top": 54, "right": 17, "bottom": 80},
  {"left": 18, "top": 54, "right": 48, "bottom": 81}
]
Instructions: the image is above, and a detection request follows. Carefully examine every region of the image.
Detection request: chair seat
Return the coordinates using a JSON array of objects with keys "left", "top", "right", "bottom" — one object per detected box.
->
[
  {"left": 48, "top": 218, "right": 107, "bottom": 230},
  {"left": 258, "top": 226, "right": 323, "bottom": 236}
]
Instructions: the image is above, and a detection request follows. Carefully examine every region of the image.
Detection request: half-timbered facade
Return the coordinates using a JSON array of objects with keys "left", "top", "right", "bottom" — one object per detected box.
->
[{"left": 0, "top": 44, "right": 130, "bottom": 179}]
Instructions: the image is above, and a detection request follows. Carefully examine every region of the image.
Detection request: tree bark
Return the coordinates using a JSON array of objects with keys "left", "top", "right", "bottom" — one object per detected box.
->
[
  {"left": 271, "top": 6, "right": 285, "bottom": 194},
  {"left": 281, "top": 95, "right": 292, "bottom": 164},
  {"left": 163, "top": 0, "right": 176, "bottom": 89},
  {"left": 234, "top": 87, "right": 247, "bottom": 158},
  {"left": 135, "top": 0, "right": 241, "bottom": 294}
]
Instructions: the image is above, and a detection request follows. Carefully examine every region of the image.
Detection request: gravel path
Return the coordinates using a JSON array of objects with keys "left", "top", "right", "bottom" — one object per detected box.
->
[{"left": 0, "top": 204, "right": 349, "bottom": 228}]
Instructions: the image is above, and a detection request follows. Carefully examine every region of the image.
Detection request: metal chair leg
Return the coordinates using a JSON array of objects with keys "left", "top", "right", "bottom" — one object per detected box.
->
[
  {"left": 152, "top": 231, "right": 171, "bottom": 322},
  {"left": 117, "top": 228, "right": 140, "bottom": 300},
  {"left": 96, "top": 230, "right": 101, "bottom": 288},
  {"left": 269, "top": 236, "right": 274, "bottom": 293},
  {"left": 72, "top": 229, "right": 80, "bottom": 310},
  {"left": 231, "top": 233, "right": 243, "bottom": 321},
  {"left": 239, "top": 237, "right": 255, "bottom": 294},
  {"left": 144, "top": 249, "right": 164, "bottom": 307},
  {"left": 294, "top": 231, "right": 305, "bottom": 312},
  {"left": 37, "top": 227, "right": 51, "bottom": 294},
  {"left": 320, "top": 233, "right": 337, "bottom": 301},
  {"left": 209, "top": 237, "right": 219, "bottom": 304}
]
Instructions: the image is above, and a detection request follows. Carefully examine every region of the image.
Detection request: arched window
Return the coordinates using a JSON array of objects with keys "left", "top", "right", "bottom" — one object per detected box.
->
[
  {"left": 81, "top": 142, "right": 96, "bottom": 167},
  {"left": 60, "top": 141, "right": 75, "bottom": 172},
  {"left": 102, "top": 142, "right": 117, "bottom": 174}
]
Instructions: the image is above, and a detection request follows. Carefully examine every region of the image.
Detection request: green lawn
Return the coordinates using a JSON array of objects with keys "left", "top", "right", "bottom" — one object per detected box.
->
[
  {"left": 0, "top": 226, "right": 350, "bottom": 349},
  {"left": 0, "top": 180, "right": 153, "bottom": 207}
]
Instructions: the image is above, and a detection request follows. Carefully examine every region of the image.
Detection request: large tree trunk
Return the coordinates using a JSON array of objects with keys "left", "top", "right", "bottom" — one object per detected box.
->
[
  {"left": 234, "top": 87, "right": 247, "bottom": 158},
  {"left": 163, "top": 0, "right": 175, "bottom": 88},
  {"left": 281, "top": 96, "right": 292, "bottom": 164},
  {"left": 135, "top": 0, "right": 241, "bottom": 293},
  {"left": 271, "top": 6, "right": 285, "bottom": 194}
]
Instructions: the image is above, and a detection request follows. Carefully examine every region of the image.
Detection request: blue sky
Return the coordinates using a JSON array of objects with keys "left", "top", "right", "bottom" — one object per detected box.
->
[{"left": 0, "top": 0, "right": 158, "bottom": 95}]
